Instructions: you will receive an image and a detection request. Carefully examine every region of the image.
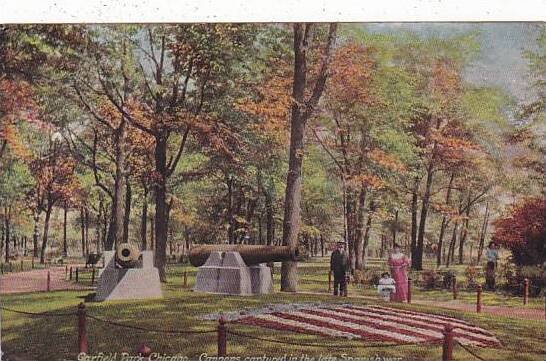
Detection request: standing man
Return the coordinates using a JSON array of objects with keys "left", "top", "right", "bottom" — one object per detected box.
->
[
  {"left": 485, "top": 241, "right": 499, "bottom": 290},
  {"left": 330, "top": 241, "right": 349, "bottom": 296}
]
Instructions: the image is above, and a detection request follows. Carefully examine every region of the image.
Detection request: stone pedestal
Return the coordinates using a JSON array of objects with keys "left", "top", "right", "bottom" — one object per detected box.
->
[
  {"left": 95, "top": 250, "right": 162, "bottom": 301},
  {"left": 249, "top": 264, "right": 273, "bottom": 294},
  {"left": 193, "top": 251, "right": 273, "bottom": 295}
]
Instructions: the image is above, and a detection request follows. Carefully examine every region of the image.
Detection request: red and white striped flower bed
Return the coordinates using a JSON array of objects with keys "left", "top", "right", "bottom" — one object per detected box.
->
[{"left": 235, "top": 304, "right": 501, "bottom": 348}]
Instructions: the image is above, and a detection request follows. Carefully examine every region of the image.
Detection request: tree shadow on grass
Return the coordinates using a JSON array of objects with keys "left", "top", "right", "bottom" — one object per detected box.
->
[
  {"left": 1, "top": 290, "right": 370, "bottom": 360},
  {"left": 5, "top": 288, "right": 541, "bottom": 361}
]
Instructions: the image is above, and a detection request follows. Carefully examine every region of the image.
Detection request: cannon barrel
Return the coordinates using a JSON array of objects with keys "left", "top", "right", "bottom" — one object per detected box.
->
[
  {"left": 116, "top": 243, "right": 141, "bottom": 268},
  {"left": 189, "top": 245, "right": 300, "bottom": 267}
]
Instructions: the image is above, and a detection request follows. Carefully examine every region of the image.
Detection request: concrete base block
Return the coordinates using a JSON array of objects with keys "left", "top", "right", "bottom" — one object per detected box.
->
[
  {"left": 95, "top": 250, "right": 162, "bottom": 301},
  {"left": 249, "top": 264, "right": 273, "bottom": 294},
  {"left": 193, "top": 251, "right": 272, "bottom": 296}
]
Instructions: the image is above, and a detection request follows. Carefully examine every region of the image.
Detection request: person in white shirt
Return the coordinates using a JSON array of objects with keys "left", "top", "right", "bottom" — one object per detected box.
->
[
  {"left": 377, "top": 272, "right": 396, "bottom": 301},
  {"left": 485, "top": 241, "right": 499, "bottom": 290}
]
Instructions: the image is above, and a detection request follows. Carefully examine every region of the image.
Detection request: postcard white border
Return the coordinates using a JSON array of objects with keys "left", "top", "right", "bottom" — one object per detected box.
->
[{"left": 1, "top": 0, "right": 545, "bottom": 24}]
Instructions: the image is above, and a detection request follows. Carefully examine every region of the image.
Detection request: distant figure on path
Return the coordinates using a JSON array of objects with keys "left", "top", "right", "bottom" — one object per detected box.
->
[
  {"left": 330, "top": 241, "right": 349, "bottom": 296},
  {"left": 485, "top": 241, "right": 499, "bottom": 290},
  {"left": 388, "top": 244, "right": 410, "bottom": 302}
]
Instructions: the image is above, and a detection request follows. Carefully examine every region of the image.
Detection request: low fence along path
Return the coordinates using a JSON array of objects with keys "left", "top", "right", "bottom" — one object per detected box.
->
[{"left": 0, "top": 265, "right": 89, "bottom": 294}]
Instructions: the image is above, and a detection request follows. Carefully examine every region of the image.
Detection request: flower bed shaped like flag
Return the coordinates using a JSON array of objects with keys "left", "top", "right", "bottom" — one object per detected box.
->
[{"left": 235, "top": 304, "right": 501, "bottom": 347}]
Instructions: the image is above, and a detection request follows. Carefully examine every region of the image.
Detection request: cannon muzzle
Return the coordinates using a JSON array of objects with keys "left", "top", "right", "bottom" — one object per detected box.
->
[
  {"left": 116, "top": 243, "right": 141, "bottom": 268},
  {"left": 189, "top": 245, "right": 300, "bottom": 267}
]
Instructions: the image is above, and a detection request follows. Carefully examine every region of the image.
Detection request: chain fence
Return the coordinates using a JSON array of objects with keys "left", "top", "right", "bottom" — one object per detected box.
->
[{"left": 1, "top": 304, "right": 544, "bottom": 360}]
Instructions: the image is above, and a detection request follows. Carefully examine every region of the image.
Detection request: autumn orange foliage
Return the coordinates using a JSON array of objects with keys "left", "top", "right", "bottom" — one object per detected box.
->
[
  {"left": 235, "top": 60, "right": 292, "bottom": 147},
  {"left": 0, "top": 79, "right": 41, "bottom": 159},
  {"left": 29, "top": 152, "right": 80, "bottom": 210},
  {"left": 327, "top": 42, "right": 377, "bottom": 108}
]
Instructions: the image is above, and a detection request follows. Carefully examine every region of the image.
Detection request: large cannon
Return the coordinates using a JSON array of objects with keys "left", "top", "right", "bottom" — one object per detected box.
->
[
  {"left": 95, "top": 243, "right": 162, "bottom": 301},
  {"left": 189, "top": 244, "right": 300, "bottom": 267},
  {"left": 191, "top": 245, "right": 301, "bottom": 295},
  {"left": 115, "top": 243, "right": 141, "bottom": 268}
]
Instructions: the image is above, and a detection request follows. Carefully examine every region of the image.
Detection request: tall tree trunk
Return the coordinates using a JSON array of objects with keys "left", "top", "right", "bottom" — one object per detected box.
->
[
  {"left": 123, "top": 177, "right": 132, "bottom": 244},
  {"left": 63, "top": 205, "right": 68, "bottom": 257},
  {"left": 392, "top": 209, "right": 399, "bottom": 247},
  {"left": 140, "top": 185, "right": 148, "bottom": 250},
  {"left": 32, "top": 211, "right": 40, "bottom": 258},
  {"left": 281, "top": 23, "right": 337, "bottom": 292},
  {"left": 184, "top": 226, "right": 191, "bottom": 257},
  {"left": 354, "top": 187, "right": 367, "bottom": 270},
  {"left": 265, "top": 189, "right": 274, "bottom": 246},
  {"left": 458, "top": 217, "right": 470, "bottom": 264},
  {"left": 410, "top": 176, "right": 420, "bottom": 268},
  {"left": 446, "top": 222, "right": 458, "bottom": 267},
  {"left": 477, "top": 203, "right": 490, "bottom": 264},
  {"left": 380, "top": 234, "right": 386, "bottom": 259},
  {"left": 320, "top": 234, "right": 325, "bottom": 257},
  {"left": 40, "top": 205, "right": 52, "bottom": 264},
  {"left": 414, "top": 160, "right": 435, "bottom": 270},
  {"left": 102, "top": 206, "right": 109, "bottom": 251},
  {"left": 84, "top": 208, "right": 89, "bottom": 256},
  {"left": 361, "top": 201, "right": 375, "bottom": 268},
  {"left": 96, "top": 193, "right": 105, "bottom": 253},
  {"left": 437, "top": 173, "right": 455, "bottom": 267},
  {"left": 154, "top": 134, "right": 168, "bottom": 282},
  {"left": 258, "top": 214, "right": 263, "bottom": 245},
  {"left": 105, "top": 123, "right": 127, "bottom": 251},
  {"left": 280, "top": 24, "right": 308, "bottom": 292},
  {"left": 150, "top": 212, "right": 155, "bottom": 250},
  {"left": 0, "top": 139, "right": 7, "bottom": 160},
  {"left": 245, "top": 197, "right": 257, "bottom": 241},
  {"left": 4, "top": 207, "right": 10, "bottom": 262},
  {"left": 96, "top": 207, "right": 101, "bottom": 253},
  {"left": 80, "top": 207, "right": 85, "bottom": 258},
  {"left": 227, "top": 175, "right": 235, "bottom": 244},
  {"left": 345, "top": 195, "right": 355, "bottom": 270},
  {"left": 458, "top": 193, "right": 472, "bottom": 264}
]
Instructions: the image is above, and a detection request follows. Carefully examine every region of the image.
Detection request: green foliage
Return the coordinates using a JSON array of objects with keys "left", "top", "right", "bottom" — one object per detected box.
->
[
  {"left": 0, "top": 159, "right": 32, "bottom": 204},
  {"left": 0, "top": 24, "right": 541, "bottom": 279}
]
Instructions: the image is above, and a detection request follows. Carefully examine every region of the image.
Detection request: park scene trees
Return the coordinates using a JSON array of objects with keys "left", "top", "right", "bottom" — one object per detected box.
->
[{"left": 0, "top": 23, "right": 544, "bottom": 361}]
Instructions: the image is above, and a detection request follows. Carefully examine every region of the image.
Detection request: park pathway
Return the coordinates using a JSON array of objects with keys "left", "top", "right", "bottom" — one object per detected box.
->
[
  {"left": 0, "top": 265, "right": 90, "bottom": 294},
  {"left": 298, "top": 291, "right": 545, "bottom": 321},
  {"left": 414, "top": 299, "right": 545, "bottom": 321}
]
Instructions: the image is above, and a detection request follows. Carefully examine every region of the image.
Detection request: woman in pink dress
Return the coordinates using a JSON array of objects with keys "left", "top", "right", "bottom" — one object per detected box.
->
[{"left": 388, "top": 244, "right": 410, "bottom": 302}]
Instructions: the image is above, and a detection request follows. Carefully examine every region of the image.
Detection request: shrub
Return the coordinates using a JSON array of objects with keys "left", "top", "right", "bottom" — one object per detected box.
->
[
  {"left": 464, "top": 266, "right": 479, "bottom": 289},
  {"left": 354, "top": 268, "right": 382, "bottom": 285},
  {"left": 517, "top": 265, "right": 544, "bottom": 297},
  {"left": 421, "top": 270, "right": 440, "bottom": 289},
  {"left": 353, "top": 269, "right": 366, "bottom": 284},
  {"left": 369, "top": 272, "right": 381, "bottom": 286},
  {"left": 442, "top": 270, "right": 456, "bottom": 289},
  {"left": 498, "top": 260, "right": 517, "bottom": 286}
]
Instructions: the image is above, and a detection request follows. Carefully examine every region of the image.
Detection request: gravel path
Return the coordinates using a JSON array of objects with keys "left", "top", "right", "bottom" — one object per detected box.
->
[
  {"left": 298, "top": 291, "right": 545, "bottom": 321},
  {"left": 0, "top": 265, "right": 90, "bottom": 294}
]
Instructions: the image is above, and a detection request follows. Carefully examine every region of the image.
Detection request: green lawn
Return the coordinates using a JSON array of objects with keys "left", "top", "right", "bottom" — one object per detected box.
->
[{"left": 1, "top": 259, "right": 544, "bottom": 361}]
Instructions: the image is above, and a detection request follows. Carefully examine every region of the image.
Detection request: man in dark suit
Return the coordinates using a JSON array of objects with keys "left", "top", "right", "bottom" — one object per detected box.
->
[{"left": 330, "top": 241, "right": 349, "bottom": 296}]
